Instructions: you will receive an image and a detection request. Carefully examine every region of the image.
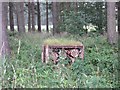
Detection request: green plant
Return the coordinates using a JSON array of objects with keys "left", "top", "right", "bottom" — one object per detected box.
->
[{"left": 2, "top": 32, "right": 118, "bottom": 88}]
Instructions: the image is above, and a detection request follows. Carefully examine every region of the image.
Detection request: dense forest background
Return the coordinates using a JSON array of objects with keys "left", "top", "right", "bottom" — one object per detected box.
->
[{"left": 0, "top": 1, "right": 119, "bottom": 88}]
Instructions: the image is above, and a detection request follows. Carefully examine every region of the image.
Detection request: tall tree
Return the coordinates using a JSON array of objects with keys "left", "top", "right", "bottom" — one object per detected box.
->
[
  {"left": 52, "top": 2, "right": 57, "bottom": 35},
  {"left": 46, "top": 1, "right": 49, "bottom": 33},
  {"left": 3, "top": 2, "right": 10, "bottom": 55},
  {"left": 96, "top": 2, "right": 104, "bottom": 34},
  {"left": 0, "top": 2, "right": 2, "bottom": 57},
  {"left": 74, "top": 1, "right": 78, "bottom": 13},
  {"left": 4, "top": 2, "right": 8, "bottom": 30},
  {"left": 0, "top": 2, "right": 10, "bottom": 56},
  {"left": 16, "top": 2, "right": 25, "bottom": 33},
  {"left": 9, "top": 2, "right": 14, "bottom": 32},
  {"left": 31, "top": 2, "right": 35, "bottom": 31},
  {"left": 107, "top": 2, "right": 117, "bottom": 44},
  {"left": 28, "top": 2, "right": 31, "bottom": 32},
  {"left": 118, "top": 2, "right": 120, "bottom": 35},
  {"left": 66, "top": 2, "right": 71, "bottom": 11},
  {"left": 52, "top": 2, "right": 60, "bottom": 35},
  {"left": 59, "top": 2, "right": 65, "bottom": 23},
  {"left": 118, "top": 2, "right": 120, "bottom": 86},
  {"left": 37, "top": 1, "right": 41, "bottom": 32}
]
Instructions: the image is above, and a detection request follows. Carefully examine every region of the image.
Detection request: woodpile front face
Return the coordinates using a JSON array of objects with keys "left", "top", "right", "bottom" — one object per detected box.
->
[{"left": 42, "top": 45, "right": 84, "bottom": 64}]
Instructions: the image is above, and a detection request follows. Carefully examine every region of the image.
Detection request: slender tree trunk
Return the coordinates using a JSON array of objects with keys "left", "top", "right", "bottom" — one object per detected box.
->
[
  {"left": 56, "top": 2, "right": 60, "bottom": 33},
  {"left": 28, "top": 2, "right": 31, "bottom": 32},
  {"left": 107, "top": 2, "right": 117, "bottom": 44},
  {"left": 66, "top": 2, "right": 71, "bottom": 11},
  {"left": 52, "top": 2, "right": 57, "bottom": 35},
  {"left": 9, "top": 2, "right": 14, "bottom": 32},
  {"left": 16, "top": 2, "right": 25, "bottom": 33},
  {"left": 4, "top": 2, "right": 8, "bottom": 30},
  {"left": 104, "top": 2, "right": 107, "bottom": 35},
  {"left": 118, "top": 2, "right": 120, "bottom": 86},
  {"left": 118, "top": 2, "right": 120, "bottom": 35},
  {"left": 60, "top": 2, "right": 64, "bottom": 23},
  {"left": 0, "top": 2, "right": 2, "bottom": 57},
  {"left": 0, "top": 3, "right": 2, "bottom": 78},
  {"left": 37, "top": 1, "right": 41, "bottom": 32},
  {"left": 0, "top": 2, "right": 10, "bottom": 56},
  {"left": 46, "top": 1, "right": 49, "bottom": 33},
  {"left": 96, "top": 2, "right": 103, "bottom": 34},
  {"left": 31, "top": 2, "right": 35, "bottom": 31},
  {"left": 74, "top": 2, "right": 78, "bottom": 13}
]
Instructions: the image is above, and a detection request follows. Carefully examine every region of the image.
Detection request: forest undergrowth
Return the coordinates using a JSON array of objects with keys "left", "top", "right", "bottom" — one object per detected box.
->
[{"left": 1, "top": 32, "right": 118, "bottom": 88}]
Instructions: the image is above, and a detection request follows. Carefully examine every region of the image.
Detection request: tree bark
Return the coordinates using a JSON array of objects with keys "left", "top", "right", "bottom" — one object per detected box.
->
[
  {"left": 74, "top": 2, "right": 78, "bottom": 13},
  {"left": 0, "top": 2, "right": 10, "bottom": 57},
  {"left": 59, "top": 2, "right": 64, "bottom": 23},
  {"left": 46, "top": 1, "right": 49, "bottom": 33},
  {"left": 4, "top": 2, "right": 8, "bottom": 30},
  {"left": 107, "top": 2, "right": 117, "bottom": 44},
  {"left": 9, "top": 2, "right": 14, "bottom": 32},
  {"left": 66, "top": 2, "right": 71, "bottom": 11},
  {"left": 37, "top": 1, "right": 41, "bottom": 32},
  {"left": 0, "top": 2, "right": 2, "bottom": 57},
  {"left": 16, "top": 2, "right": 25, "bottom": 33},
  {"left": 118, "top": 2, "right": 120, "bottom": 35},
  {"left": 3, "top": 2, "right": 10, "bottom": 55},
  {"left": 28, "top": 2, "right": 31, "bottom": 32},
  {"left": 118, "top": 2, "right": 120, "bottom": 85},
  {"left": 52, "top": 2, "right": 57, "bottom": 35},
  {"left": 96, "top": 2, "right": 103, "bottom": 34},
  {"left": 52, "top": 2, "right": 60, "bottom": 35},
  {"left": 31, "top": 2, "right": 35, "bottom": 31}
]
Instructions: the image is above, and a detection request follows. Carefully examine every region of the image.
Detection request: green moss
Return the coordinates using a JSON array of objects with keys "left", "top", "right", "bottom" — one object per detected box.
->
[{"left": 43, "top": 38, "right": 82, "bottom": 46}]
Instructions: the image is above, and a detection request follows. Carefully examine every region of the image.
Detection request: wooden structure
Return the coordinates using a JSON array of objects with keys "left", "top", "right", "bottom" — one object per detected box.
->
[{"left": 41, "top": 44, "right": 84, "bottom": 64}]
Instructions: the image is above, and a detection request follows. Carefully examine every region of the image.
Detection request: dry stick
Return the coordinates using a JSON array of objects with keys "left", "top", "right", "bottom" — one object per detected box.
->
[
  {"left": 11, "top": 64, "right": 16, "bottom": 88},
  {"left": 17, "top": 40, "right": 21, "bottom": 55},
  {"left": 0, "top": 42, "right": 4, "bottom": 57}
]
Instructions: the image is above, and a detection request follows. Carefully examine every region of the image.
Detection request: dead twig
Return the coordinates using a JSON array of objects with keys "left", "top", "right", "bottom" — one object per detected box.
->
[
  {"left": 0, "top": 42, "right": 4, "bottom": 57},
  {"left": 17, "top": 40, "right": 21, "bottom": 55}
]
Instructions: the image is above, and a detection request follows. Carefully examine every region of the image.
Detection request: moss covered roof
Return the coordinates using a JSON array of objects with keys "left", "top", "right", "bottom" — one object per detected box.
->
[{"left": 43, "top": 38, "right": 82, "bottom": 46}]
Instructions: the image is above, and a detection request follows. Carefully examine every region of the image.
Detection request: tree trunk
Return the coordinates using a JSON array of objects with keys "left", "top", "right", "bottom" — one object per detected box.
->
[
  {"left": 9, "top": 2, "right": 14, "bottom": 32},
  {"left": 118, "top": 2, "right": 120, "bottom": 35},
  {"left": 4, "top": 2, "right": 8, "bottom": 30},
  {"left": 16, "top": 2, "right": 25, "bottom": 33},
  {"left": 2, "top": 2, "right": 10, "bottom": 55},
  {"left": 0, "top": 2, "right": 2, "bottom": 57},
  {"left": 37, "top": 1, "right": 41, "bottom": 32},
  {"left": 31, "top": 2, "right": 35, "bottom": 31},
  {"left": 52, "top": 2, "right": 60, "bottom": 35},
  {"left": 0, "top": 2, "right": 10, "bottom": 57},
  {"left": 96, "top": 2, "right": 103, "bottom": 34},
  {"left": 66, "top": 2, "right": 71, "bottom": 11},
  {"left": 74, "top": 2, "right": 78, "bottom": 13},
  {"left": 118, "top": 2, "right": 120, "bottom": 86},
  {"left": 28, "top": 2, "right": 31, "bottom": 32},
  {"left": 52, "top": 2, "right": 57, "bottom": 35},
  {"left": 59, "top": 2, "right": 64, "bottom": 23},
  {"left": 107, "top": 2, "right": 117, "bottom": 44},
  {"left": 46, "top": 1, "right": 49, "bottom": 33}
]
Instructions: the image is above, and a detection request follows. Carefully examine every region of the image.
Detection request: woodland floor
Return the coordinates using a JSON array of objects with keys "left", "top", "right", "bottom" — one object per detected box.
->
[{"left": 1, "top": 32, "right": 118, "bottom": 88}]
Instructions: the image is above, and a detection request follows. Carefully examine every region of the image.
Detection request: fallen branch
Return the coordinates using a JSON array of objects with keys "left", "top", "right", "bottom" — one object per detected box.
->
[
  {"left": 0, "top": 42, "right": 4, "bottom": 57},
  {"left": 17, "top": 40, "right": 21, "bottom": 55}
]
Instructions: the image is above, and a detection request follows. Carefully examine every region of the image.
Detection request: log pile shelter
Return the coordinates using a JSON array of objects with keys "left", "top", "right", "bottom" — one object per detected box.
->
[{"left": 41, "top": 38, "right": 84, "bottom": 64}]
